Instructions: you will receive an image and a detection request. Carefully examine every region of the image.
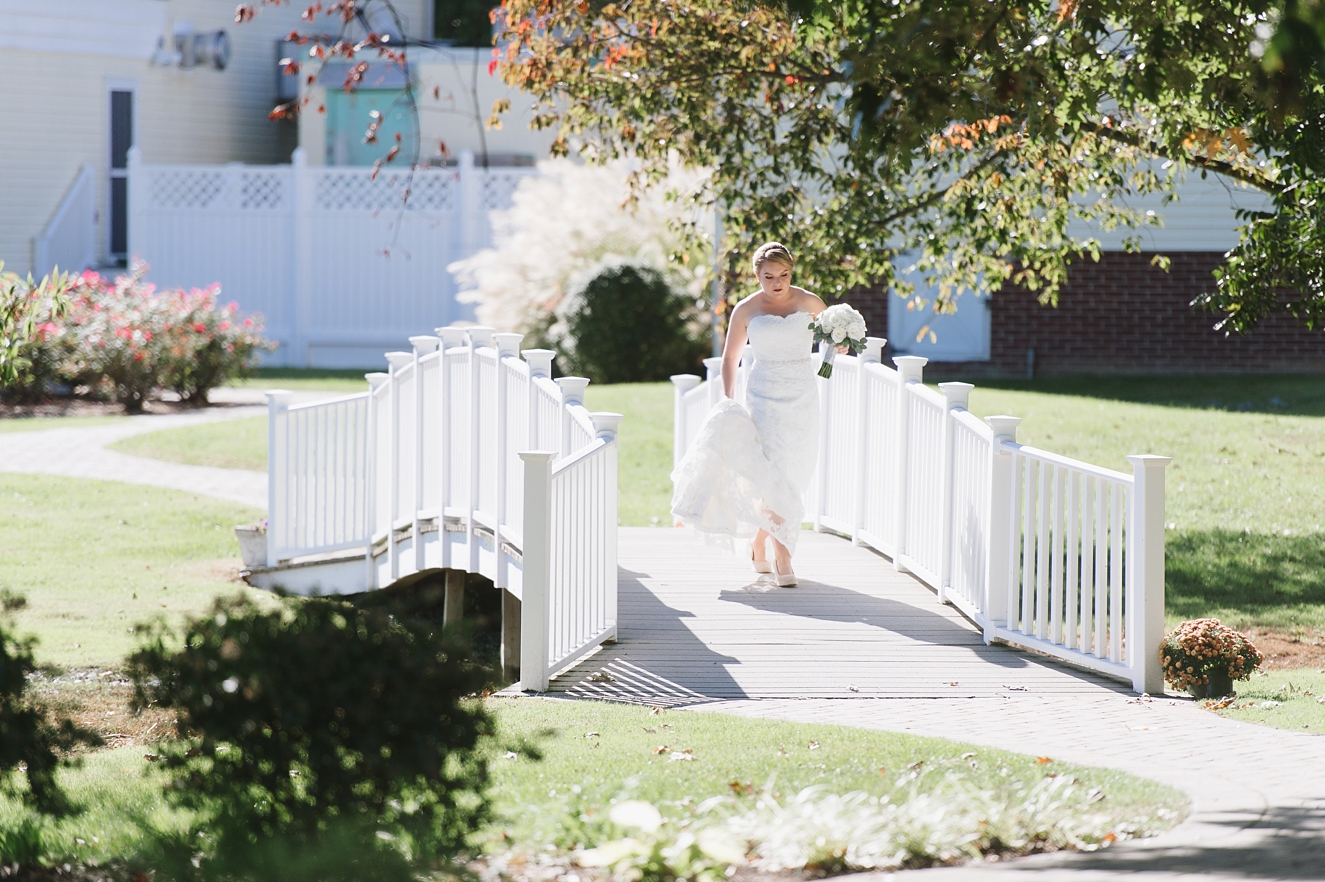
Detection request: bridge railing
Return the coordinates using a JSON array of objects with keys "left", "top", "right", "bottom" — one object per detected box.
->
[
  {"left": 672, "top": 349, "right": 1169, "bottom": 694},
  {"left": 265, "top": 325, "right": 621, "bottom": 692}
]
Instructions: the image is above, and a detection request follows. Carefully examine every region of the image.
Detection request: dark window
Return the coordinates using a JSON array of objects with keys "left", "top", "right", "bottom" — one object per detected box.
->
[
  {"left": 434, "top": 0, "right": 495, "bottom": 46},
  {"left": 109, "top": 89, "right": 133, "bottom": 261},
  {"left": 109, "top": 177, "right": 128, "bottom": 255},
  {"left": 110, "top": 90, "right": 133, "bottom": 169}
]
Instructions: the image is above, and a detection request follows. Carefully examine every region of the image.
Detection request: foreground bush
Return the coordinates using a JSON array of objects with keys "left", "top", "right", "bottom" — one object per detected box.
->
[
  {"left": 0, "top": 263, "right": 73, "bottom": 401},
  {"left": 0, "top": 593, "right": 100, "bottom": 824},
  {"left": 128, "top": 595, "right": 493, "bottom": 877},
  {"left": 554, "top": 258, "right": 707, "bottom": 383}
]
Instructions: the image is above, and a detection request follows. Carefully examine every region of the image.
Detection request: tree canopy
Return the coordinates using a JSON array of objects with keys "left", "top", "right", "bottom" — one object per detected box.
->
[{"left": 491, "top": 0, "right": 1325, "bottom": 332}]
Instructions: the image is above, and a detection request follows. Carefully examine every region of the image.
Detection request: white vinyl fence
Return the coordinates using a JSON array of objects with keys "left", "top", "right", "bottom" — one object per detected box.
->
[
  {"left": 265, "top": 326, "right": 620, "bottom": 692},
  {"left": 673, "top": 345, "right": 1170, "bottom": 693},
  {"left": 33, "top": 165, "right": 96, "bottom": 279},
  {"left": 128, "top": 148, "right": 534, "bottom": 368}
]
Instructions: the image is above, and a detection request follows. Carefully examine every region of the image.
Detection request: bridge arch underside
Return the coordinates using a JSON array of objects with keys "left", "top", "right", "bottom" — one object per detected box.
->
[{"left": 547, "top": 528, "right": 1126, "bottom": 705}]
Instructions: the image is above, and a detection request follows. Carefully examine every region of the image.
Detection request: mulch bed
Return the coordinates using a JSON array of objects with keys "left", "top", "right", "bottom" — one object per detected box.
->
[{"left": 1245, "top": 627, "right": 1325, "bottom": 670}]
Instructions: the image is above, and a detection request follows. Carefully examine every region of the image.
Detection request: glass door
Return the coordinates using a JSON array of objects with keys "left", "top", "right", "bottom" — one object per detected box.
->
[{"left": 108, "top": 88, "right": 133, "bottom": 264}]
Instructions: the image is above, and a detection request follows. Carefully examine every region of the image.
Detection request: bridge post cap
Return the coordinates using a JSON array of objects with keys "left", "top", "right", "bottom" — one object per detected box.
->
[
  {"left": 893, "top": 354, "right": 927, "bottom": 383},
  {"left": 365, "top": 371, "right": 390, "bottom": 388},
  {"left": 493, "top": 332, "right": 524, "bottom": 357},
  {"left": 518, "top": 450, "right": 557, "bottom": 463},
  {"left": 521, "top": 349, "right": 556, "bottom": 378},
  {"left": 939, "top": 381, "right": 975, "bottom": 409},
  {"left": 591, "top": 411, "right": 624, "bottom": 441},
  {"left": 861, "top": 337, "right": 887, "bottom": 363},
  {"left": 985, "top": 415, "right": 1021, "bottom": 441},
  {"left": 435, "top": 326, "right": 469, "bottom": 346},
  {"left": 671, "top": 373, "right": 702, "bottom": 389},
  {"left": 384, "top": 351, "right": 413, "bottom": 370},
  {"left": 556, "top": 376, "right": 591, "bottom": 404},
  {"left": 409, "top": 335, "right": 441, "bottom": 354},
  {"left": 265, "top": 389, "right": 296, "bottom": 405},
  {"left": 1126, "top": 454, "right": 1173, "bottom": 469},
  {"left": 467, "top": 326, "right": 496, "bottom": 347}
]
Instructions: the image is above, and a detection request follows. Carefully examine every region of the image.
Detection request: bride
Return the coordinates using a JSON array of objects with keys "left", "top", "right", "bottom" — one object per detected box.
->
[{"left": 670, "top": 242, "right": 828, "bottom": 587}]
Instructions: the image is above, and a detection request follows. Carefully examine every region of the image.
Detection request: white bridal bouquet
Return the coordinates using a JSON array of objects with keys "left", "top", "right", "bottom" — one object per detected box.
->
[{"left": 809, "top": 304, "right": 868, "bottom": 378}]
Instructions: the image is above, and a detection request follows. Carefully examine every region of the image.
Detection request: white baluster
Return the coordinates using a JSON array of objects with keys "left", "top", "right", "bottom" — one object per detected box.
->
[
  {"left": 851, "top": 337, "right": 886, "bottom": 545},
  {"left": 385, "top": 352, "right": 412, "bottom": 582},
  {"left": 265, "top": 390, "right": 295, "bottom": 567},
  {"left": 891, "top": 356, "right": 927, "bottom": 572},
  {"left": 466, "top": 327, "right": 494, "bottom": 573},
  {"left": 518, "top": 451, "right": 555, "bottom": 691},
  {"left": 436, "top": 326, "right": 467, "bottom": 568},
  {"left": 983, "top": 416, "right": 1020, "bottom": 644},
  {"left": 937, "top": 382, "right": 973, "bottom": 604},
  {"left": 364, "top": 372, "right": 389, "bottom": 589},
  {"left": 1127, "top": 454, "right": 1171, "bottom": 694},
  {"left": 813, "top": 340, "right": 831, "bottom": 532},
  {"left": 492, "top": 333, "right": 523, "bottom": 590},
  {"left": 669, "top": 374, "right": 701, "bottom": 470},
  {"left": 410, "top": 336, "right": 439, "bottom": 573}
]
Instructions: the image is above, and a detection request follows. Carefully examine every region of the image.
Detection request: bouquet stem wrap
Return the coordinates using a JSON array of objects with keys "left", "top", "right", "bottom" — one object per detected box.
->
[{"left": 808, "top": 304, "right": 868, "bottom": 380}]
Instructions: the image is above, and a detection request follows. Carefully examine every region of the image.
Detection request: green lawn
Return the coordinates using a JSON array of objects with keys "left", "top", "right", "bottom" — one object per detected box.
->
[
  {"left": 230, "top": 367, "right": 373, "bottom": 394},
  {"left": 1208, "top": 668, "right": 1325, "bottom": 733},
  {"left": 0, "top": 698, "right": 1185, "bottom": 869},
  {"left": 109, "top": 416, "right": 267, "bottom": 471},
  {"left": 0, "top": 473, "right": 266, "bottom": 670}
]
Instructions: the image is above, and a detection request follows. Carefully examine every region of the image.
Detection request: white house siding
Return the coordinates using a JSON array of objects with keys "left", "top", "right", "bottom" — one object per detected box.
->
[{"left": 0, "top": 0, "right": 430, "bottom": 277}]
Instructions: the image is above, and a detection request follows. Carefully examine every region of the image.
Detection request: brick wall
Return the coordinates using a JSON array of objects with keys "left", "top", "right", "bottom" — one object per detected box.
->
[{"left": 848, "top": 252, "right": 1325, "bottom": 377}]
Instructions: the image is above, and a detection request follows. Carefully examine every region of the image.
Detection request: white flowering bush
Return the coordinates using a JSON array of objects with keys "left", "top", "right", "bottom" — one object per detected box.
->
[{"left": 449, "top": 159, "right": 711, "bottom": 343}]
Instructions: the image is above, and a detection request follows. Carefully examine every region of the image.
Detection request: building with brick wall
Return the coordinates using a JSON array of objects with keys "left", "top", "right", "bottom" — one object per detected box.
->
[{"left": 854, "top": 175, "right": 1325, "bottom": 377}]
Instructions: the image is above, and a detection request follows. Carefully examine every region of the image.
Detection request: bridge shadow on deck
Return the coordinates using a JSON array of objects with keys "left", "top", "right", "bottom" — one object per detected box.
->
[{"left": 549, "top": 529, "right": 1125, "bottom": 704}]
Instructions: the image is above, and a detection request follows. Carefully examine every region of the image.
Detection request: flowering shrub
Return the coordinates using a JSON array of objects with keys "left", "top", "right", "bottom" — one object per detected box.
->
[
  {"left": 12, "top": 262, "right": 271, "bottom": 412},
  {"left": 0, "top": 263, "right": 72, "bottom": 401},
  {"left": 1160, "top": 618, "right": 1262, "bottom": 692}
]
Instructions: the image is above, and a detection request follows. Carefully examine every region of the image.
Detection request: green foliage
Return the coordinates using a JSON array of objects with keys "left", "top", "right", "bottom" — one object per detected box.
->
[
  {"left": 127, "top": 595, "right": 493, "bottom": 874},
  {"left": 1211, "top": 668, "right": 1325, "bottom": 733},
  {"left": 434, "top": 0, "right": 495, "bottom": 46},
  {"left": 0, "top": 593, "right": 100, "bottom": 821},
  {"left": 556, "top": 259, "right": 707, "bottom": 384},
  {"left": 0, "top": 263, "right": 72, "bottom": 398},
  {"left": 494, "top": 0, "right": 1325, "bottom": 329}
]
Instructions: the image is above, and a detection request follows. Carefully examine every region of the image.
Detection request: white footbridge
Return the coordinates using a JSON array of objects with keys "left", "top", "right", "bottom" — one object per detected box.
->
[{"left": 253, "top": 328, "right": 1170, "bottom": 695}]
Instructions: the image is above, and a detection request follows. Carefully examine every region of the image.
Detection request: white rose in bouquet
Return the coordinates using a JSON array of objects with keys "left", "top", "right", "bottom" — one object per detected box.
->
[{"left": 808, "top": 304, "right": 869, "bottom": 378}]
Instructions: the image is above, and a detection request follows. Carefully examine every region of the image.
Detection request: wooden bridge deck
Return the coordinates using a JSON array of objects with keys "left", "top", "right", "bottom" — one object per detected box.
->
[{"left": 549, "top": 527, "right": 1126, "bottom": 705}]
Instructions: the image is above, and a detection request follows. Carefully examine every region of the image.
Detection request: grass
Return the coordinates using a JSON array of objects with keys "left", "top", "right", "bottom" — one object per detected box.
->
[
  {"left": 583, "top": 383, "right": 676, "bottom": 527},
  {"left": 1207, "top": 668, "right": 1325, "bottom": 733},
  {"left": 0, "top": 473, "right": 267, "bottom": 670},
  {"left": 0, "top": 699, "right": 1186, "bottom": 869},
  {"left": 229, "top": 367, "right": 373, "bottom": 393},
  {"left": 109, "top": 416, "right": 267, "bottom": 471}
]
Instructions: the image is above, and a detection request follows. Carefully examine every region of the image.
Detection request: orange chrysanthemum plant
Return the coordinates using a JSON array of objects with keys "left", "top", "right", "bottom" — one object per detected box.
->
[{"left": 1160, "top": 618, "right": 1262, "bottom": 695}]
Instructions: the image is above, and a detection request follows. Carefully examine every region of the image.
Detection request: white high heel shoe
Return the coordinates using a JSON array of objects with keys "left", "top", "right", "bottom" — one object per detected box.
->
[
  {"left": 772, "top": 557, "right": 797, "bottom": 587},
  {"left": 751, "top": 540, "right": 772, "bottom": 574}
]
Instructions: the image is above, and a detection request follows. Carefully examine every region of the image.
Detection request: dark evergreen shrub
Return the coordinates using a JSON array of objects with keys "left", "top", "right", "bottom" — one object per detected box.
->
[
  {"left": 128, "top": 594, "right": 493, "bottom": 876},
  {"left": 558, "top": 259, "right": 707, "bottom": 384}
]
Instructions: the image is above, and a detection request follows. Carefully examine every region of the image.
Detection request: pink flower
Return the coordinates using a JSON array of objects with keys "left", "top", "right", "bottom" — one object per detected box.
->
[
  {"left": 193, "top": 322, "right": 207, "bottom": 333},
  {"left": 243, "top": 318, "right": 254, "bottom": 328}
]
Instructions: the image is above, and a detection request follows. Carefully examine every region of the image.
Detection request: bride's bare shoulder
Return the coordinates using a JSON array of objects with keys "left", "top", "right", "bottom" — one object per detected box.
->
[
  {"left": 730, "top": 293, "right": 762, "bottom": 322},
  {"left": 793, "top": 288, "right": 827, "bottom": 315}
]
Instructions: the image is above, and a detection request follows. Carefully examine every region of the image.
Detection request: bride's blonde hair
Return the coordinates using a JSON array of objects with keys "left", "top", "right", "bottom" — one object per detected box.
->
[{"left": 752, "top": 242, "right": 795, "bottom": 274}]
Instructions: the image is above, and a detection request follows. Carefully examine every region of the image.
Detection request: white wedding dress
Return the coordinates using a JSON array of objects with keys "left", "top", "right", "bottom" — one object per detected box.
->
[{"left": 670, "top": 311, "right": 819, "bottom": 553}]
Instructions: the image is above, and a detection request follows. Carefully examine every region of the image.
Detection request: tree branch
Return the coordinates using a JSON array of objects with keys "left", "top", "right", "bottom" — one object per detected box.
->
[{"left": 1087, "top": 122, "right": 1284, "bottom": 194}]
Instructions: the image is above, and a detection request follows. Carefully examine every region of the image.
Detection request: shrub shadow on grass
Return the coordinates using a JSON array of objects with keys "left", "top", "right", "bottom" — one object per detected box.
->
[
  {"left": 1167, "top": 530, "right": 1325, "bottom": 630},
  {"left": 956, "top": 374, "right": 1325, "bottom": 416}
]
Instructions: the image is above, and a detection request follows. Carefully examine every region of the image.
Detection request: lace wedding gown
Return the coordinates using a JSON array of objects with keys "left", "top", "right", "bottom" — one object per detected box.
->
[{"left": 670, "top": 311, "right": 819, "bottom": 553}]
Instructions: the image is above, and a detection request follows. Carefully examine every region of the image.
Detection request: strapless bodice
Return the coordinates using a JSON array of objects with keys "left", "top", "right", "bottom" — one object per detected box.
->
[{"left": 747, "top": 311, "right": 814, "bottom": 364}]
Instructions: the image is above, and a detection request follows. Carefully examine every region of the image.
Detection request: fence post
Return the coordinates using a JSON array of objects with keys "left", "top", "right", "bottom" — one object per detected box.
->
[
  {"left": 937, "top": 382, "right": 974, "bottom": 602},
  {"left": 518, "top": 451, "right": 555, "bottom": 691},
  {"left": 492, "top": 333, "right": 524, "bottom": 589},
  {"left": 466, "top": 327, "right": 494, "bottom": 573},
  {"left": 384, "top": 352, "right": 412, "bottom": 583},
  {"left": 703, "top": 356, "right": 723, "bottom": 408},
  {"left": 891, "top": 356, "right": 927, "bottom": 571},
  {"left": 409, "top": 336, "right": 440, "bottom": 572},
  {"left": 983, "top": 416, "right": 1021, "bottom": 644},
  {"left": 1127, "top": 454, "right": 1171, "bottom": 694},
  {"left": 852, "top": 338, "right": 886, "bottom": 544},
  {"left": 265, "top": 390, "right": 295, "bottom": 567},
  {"left": 523, "top": 348, "right": 555, "bottom": 455},
  {"left": 670, "top": 374, "right": 702, "bottom": 470},
  {"left": 592, "top": 413, "right": 624, "bottom": 641},
  {"left": 813, "top": 341, "right": 832, "bottom": 532},
  {"left": 556, "top": 377, "right": 590, "bottom": 453},
  {"left": 364, "top": 372, "right": 389, "bottom": 589},
  {"left": 459, "top": 150, "right": 479, "bottom": 261},
  {"left": 126, "top": 148, "right": 143, "bottom": 276},
  {"left": 436, "top": 326, "right": 467, "bottom": 567},
  {"left": 290, "top": 148, "right": 312, "bottom": 367}
]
